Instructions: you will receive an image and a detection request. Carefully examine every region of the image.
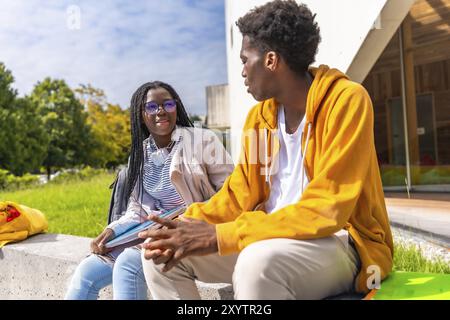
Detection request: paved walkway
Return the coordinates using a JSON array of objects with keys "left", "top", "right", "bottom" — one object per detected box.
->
[
  {"left": 384, "top": 194, "right": 450, "bottom": 248},
  {"left": 385, "top": 192, "right": 450, "bottom": 202}
]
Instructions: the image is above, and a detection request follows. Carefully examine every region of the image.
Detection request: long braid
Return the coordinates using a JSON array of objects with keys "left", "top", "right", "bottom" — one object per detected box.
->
[{"left": 125, "top": 81, "right": 194, "bottom": 202}]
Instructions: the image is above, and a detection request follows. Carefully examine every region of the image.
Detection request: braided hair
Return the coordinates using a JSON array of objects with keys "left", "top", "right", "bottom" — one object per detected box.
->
[{"left": 125, "top": 81, "right": 193, "bottom": 202}]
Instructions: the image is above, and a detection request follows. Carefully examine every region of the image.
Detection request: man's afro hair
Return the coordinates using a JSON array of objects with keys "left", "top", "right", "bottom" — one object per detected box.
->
[{"left": 237, "top": 0, "right": 321, "bottom": 74}]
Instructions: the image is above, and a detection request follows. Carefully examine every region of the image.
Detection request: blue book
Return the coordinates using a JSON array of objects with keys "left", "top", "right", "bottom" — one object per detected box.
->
[{"left": 104, "top": 205, "right": 186, "bottom": 249}]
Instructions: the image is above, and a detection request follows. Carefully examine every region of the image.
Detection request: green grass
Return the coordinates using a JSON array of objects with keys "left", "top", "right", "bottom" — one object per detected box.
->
[
  {"left": 0, "top": 173, "right": 115, "bottom": 238},
  {"left": 393, "top": 242, "right": 450, "bottom": 274},
  {"left": 1, "top": 175, "right": 449, "bottom": 275}
]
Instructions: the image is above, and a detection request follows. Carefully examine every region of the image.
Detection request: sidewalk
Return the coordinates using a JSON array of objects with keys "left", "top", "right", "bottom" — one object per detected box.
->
[{"left": 384, "top": 193, "right": 450, "bottom": 248}]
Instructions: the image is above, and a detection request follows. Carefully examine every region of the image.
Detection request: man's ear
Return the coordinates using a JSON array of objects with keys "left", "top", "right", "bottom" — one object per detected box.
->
[{"left": 265, "top": 51, "right": 279, "bottom": 72}]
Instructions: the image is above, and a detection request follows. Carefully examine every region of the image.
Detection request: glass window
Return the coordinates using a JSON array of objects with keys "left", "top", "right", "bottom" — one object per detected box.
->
[{"left": 362, "top": 0, "right": 450, "bottom": 190}]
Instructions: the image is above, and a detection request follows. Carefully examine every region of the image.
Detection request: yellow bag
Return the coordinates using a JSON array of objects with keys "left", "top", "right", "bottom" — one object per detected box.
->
[{"left": 0, "top": 201, "right": 48, "bottom": 248}]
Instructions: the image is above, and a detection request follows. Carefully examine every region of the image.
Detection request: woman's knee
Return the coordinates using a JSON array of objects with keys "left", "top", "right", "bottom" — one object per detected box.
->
[
  {"left": 114, "top": 248, "right": 144, "bottom": 278},
  {"left": 69, "top": 255, "right": 112, "bottom": 293}
]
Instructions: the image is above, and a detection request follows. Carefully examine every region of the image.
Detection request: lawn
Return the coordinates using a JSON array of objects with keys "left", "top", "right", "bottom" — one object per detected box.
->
[
  {"left": 0, "top": 173, "right": 115, "bottom": 238},
  {"left": 0, "top": 174, "right": 448, "bottom": 274},
  {"left": 393, "top": 242, "right": 450, "bottom": 274}
]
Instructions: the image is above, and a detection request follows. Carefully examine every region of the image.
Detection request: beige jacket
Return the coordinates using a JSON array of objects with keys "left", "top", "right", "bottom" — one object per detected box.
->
[{"left": 108, "top": 127, "right": 234, "bottom": 235}]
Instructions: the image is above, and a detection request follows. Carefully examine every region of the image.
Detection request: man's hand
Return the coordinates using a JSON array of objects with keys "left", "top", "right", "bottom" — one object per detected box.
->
[
  {"left": 91, "top": 228, "right": 114, "bottom": 255},
  {"left": 138, "top": 215, "right": 218, "bottom": 272}
]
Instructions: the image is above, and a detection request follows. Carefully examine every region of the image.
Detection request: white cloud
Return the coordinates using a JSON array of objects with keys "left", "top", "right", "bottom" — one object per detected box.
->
[{"left": 0, "top": 0, "right": 227, "bottom": 115}]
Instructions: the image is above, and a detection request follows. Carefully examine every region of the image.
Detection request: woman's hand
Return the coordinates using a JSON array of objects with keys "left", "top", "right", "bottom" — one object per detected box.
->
[{"left": 91, "top": 228, "right": 115, "bottom": 255}]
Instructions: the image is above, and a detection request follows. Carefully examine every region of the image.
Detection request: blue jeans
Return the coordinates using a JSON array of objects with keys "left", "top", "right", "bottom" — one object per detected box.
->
[{"left": 65, "top": 247, "right": 148, "bottom": 300}]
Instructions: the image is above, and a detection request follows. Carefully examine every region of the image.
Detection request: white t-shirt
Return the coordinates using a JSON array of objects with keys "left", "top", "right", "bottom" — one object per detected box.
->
[
  {"left": 264, "top": 106, "right": 350, "bottom": 246},
  {"left": 265, "top": 106, "right": 308, "bottom": 214}
]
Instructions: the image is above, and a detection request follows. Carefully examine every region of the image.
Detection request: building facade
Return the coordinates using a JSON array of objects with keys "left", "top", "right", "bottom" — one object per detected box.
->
[{"left": 205, "top": 84, "right": 230, "bottom": 130}]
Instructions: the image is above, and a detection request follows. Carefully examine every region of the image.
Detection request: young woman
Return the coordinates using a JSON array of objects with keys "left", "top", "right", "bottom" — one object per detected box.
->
[{"left": 65, "top": 81, "right": 233, "bottom": 300}]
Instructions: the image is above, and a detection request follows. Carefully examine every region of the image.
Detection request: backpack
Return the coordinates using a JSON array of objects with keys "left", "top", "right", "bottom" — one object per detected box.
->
[
  {"left": 107, "top": 167, "right": 129, "bottom": 224},
  {"left": 0, "top": 201, "right": 48, "bottom": 247}
]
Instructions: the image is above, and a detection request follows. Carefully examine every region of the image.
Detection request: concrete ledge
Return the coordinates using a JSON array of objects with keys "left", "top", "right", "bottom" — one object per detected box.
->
[{"left": 0, "top": 233, "right": 233, "bottom": 300}]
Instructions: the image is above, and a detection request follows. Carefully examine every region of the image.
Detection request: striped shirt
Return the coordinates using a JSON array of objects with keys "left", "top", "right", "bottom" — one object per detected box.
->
[{"left": 142, "top": 135, "right": 185, "bottom": 211}]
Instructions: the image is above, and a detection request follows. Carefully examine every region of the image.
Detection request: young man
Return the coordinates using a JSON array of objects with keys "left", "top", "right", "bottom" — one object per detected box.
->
[{"left": 139, "top": 0, "right": 393, "bottom": 299}]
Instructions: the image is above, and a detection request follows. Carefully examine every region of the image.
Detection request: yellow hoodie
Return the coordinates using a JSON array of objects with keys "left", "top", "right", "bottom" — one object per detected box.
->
[{"left": 184, "top": 65, "right": 393, "bottom": 294}]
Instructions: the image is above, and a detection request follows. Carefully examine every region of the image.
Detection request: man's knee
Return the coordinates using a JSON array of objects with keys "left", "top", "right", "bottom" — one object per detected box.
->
[{"left": 233, "top": 240, "right": 280, "bottom": 287}]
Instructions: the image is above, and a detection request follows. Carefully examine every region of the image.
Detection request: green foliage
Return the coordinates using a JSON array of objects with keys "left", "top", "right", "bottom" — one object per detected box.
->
[
  {"left": 0, "top": 62, "right": 16, "bottom": 106},
  {"left": 3, "top": 97, "right": 49, "bottom": 175},
  {"left": 7, "top": 173, "right": 40, "bottom": 190},
  {"left": 418, "top": 166, "right": 450, "bottom": 184},
  {"left": 50, "top": 166, "right": 108, "bottom": 184},
  {"left": 381, "top": 166, "right": 407, "bottom": 186},
  {"left": 381, "top": 165, "right": 450, "bottom": 186},
  {"left": 76, "top": 84, "right": 130, "bottom": 168},
  {"left": 0, "top": 63, "right": 49, "bottom": 175},
  {"left": 0, "top": 63, "right": 20, "bottom": 173},
  {"left": 30, "top": 78, "right": 94, "bottom": 175},
  {"left": 189, "top": 114, "right": 202, "bottom": 122},
  {"left": 393, "top": 242, "right": 450, "bottom": 274},
  {"left": 1, "top": 63, "right": 131, "bottom": 177},
  {"left": 0, "top": 169, "right": 40, "bottom": 191},
  {"left": 0, "top": 169, "right": 9, "bottom": 189}
]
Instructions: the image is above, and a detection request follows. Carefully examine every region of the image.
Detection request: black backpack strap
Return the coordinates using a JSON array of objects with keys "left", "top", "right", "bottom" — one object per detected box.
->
[{"left": 107, "top": 166, "right": 129, "bottom": 225}]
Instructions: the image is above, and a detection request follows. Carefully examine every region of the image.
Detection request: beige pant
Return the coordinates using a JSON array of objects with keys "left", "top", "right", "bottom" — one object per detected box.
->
[{"left": 141, "top": 233, "right": 360, "bottom": 300}]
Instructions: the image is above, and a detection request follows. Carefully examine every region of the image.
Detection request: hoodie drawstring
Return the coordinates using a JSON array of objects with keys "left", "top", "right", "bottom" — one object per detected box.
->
[
  {"left": 264, "top": 127, "right": 269, "bottom": 183},
  {"left": 300, "top": 122, "right": 312, "bottom": 194}
]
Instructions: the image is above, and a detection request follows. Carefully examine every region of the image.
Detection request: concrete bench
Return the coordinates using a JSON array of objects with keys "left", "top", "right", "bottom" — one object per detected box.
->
[{"left": 0, "top": 233, "right": 233, "bottom": 300}]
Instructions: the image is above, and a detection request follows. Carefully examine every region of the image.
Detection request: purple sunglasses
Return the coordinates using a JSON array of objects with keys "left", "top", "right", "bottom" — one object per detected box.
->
[{"left": 144, "top": 99, "right": 177, "bottom": 115}]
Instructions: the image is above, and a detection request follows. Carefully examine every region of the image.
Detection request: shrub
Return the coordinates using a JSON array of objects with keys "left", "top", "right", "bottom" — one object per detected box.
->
[
  {"left": 50, "top": 166, "right": 108, "bottom": 184},
  {"left": 0, "top": 169, "right": 10, "bottom": 189},
  {"left": 0, "top": 169, "right": 40, "bottom": 191}
]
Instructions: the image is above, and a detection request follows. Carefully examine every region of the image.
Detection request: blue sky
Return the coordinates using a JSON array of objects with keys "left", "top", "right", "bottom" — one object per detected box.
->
[{"left": 0, "top": 0, "right": 227, "bottom": 116}]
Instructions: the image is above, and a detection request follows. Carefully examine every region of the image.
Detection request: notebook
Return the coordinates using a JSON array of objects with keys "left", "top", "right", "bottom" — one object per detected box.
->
[{"left": 104, "top": 205, "right": 186, "bottom": 249}]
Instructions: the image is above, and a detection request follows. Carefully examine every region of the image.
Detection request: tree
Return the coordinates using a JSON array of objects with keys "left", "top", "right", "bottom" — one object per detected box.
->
[
  {"left": 75, "top": 84, "right": 130, "bottom": 169},
  {"left": 189, "top": 114, "right": 203, "bottom": 123},
  {"left": 0, "top": 63, "right": 18, "bottom": 172},
  {"left": 0, "top": 63, "right": 49, "bottom": 176},
  {"left": 5, "top": 97, "right": 49, "bottom": 175},
  {"left": 101, "top": 103, "right": 130, "bottom": 168},
  {"left": 189, "top": 114, "right": 206, "bottom": 128},
  {"left": 0, "top": 62, "right": 16, "bottom": 107},
  {"left": 31, "top": 78, "right": 93, "bottom": 179}
]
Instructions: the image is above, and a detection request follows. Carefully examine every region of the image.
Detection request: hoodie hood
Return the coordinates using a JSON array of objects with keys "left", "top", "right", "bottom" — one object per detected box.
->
[
  {"left": 306, "top": 65, "right": 349, "bottom": 123},
  {"left": 258, "top": 64, "right": 349, "bottom": 129}
]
